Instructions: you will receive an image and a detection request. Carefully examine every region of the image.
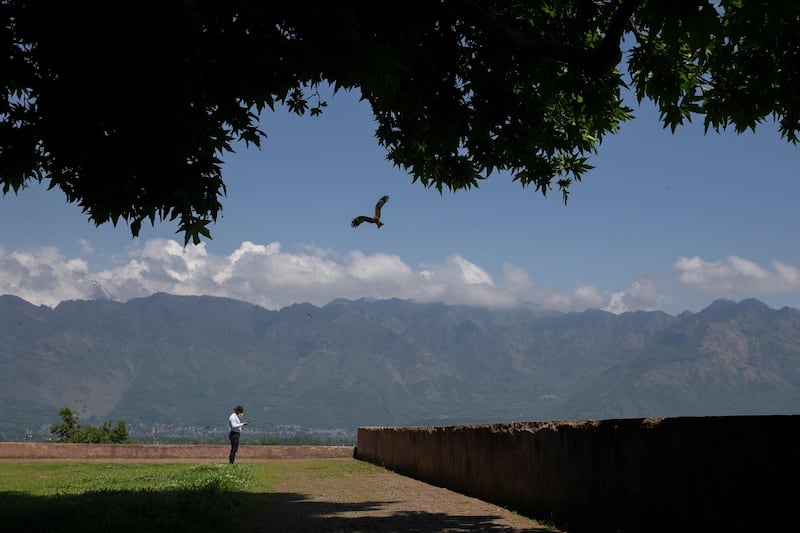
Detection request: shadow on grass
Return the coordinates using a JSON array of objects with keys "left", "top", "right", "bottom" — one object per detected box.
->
[
  {"left": 1, "top": 488, "right": 552, "bottom": 532},
  {"left": 1, "top": 486, "right": 248, "bottom": 533}
]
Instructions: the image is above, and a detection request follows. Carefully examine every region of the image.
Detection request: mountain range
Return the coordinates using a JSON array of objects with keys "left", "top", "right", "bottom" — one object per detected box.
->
[{"left": 2, "top": 293, "right": 799, "bottom": 441}]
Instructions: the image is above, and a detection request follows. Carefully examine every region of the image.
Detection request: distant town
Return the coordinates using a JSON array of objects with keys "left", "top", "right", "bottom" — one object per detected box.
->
[{"left": 21, "top": 423, "right": 356, "bottom": 446}]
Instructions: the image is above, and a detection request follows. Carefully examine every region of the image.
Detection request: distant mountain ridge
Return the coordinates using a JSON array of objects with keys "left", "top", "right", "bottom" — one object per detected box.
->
[{"left": 2, "top": 293, "right": 799, "bottom": 440}]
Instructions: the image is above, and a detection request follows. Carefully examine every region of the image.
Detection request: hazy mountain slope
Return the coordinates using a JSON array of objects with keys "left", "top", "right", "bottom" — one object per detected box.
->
[
  {"left": 2, "top": 293, "right": 799, "bottom": 440},
  {"left": 561, "top": 299, "right": 800, "bottom": 418}
]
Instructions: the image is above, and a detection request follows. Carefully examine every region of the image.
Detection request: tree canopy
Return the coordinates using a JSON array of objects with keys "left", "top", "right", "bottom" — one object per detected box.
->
[
  {"left": 49, "top": 406, "right": 129, "bottom": 444},
  {"left": 2, "top": 1, "right": 798, "bottom": 244}
]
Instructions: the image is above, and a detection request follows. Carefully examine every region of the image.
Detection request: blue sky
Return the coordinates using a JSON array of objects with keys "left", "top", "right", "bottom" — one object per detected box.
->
[{"left": 1, "top": 88, "right": 798, "bottom": 315}]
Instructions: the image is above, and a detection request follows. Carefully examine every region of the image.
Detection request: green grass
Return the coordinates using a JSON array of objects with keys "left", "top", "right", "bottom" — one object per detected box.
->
[{"left": 0, "top": 460, "right": 374, "bottom": 533}]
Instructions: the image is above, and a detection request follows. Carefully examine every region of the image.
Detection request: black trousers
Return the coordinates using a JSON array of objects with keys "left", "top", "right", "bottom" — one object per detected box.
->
[{"left": 229, "top": 431, "right": 241, "bottom": 464}]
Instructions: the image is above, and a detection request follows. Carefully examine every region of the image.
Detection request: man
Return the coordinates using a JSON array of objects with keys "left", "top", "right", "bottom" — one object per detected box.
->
[{"left": 228, "top": 405, "right": 248, "bottom": 464}]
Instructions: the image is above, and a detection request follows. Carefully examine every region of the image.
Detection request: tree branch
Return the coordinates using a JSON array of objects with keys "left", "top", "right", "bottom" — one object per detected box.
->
[
  {"left": 456, "top": 0, "right": 641, "bottom": 74},
  {"left": 591, "top": 0, "right": 642, "bottom": 73},
  {"left": 456, "top": 0, "right": 588, "bottom": 64}
]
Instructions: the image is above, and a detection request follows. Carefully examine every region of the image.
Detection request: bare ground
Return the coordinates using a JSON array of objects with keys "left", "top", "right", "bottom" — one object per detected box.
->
[{"left": 262, "top": 458, "right": 563, "bottom": 532}]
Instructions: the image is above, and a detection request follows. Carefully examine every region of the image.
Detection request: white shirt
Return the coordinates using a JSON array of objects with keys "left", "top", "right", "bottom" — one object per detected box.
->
[{"left": 229, "top": 412, "right": 245, "bottom": 433}]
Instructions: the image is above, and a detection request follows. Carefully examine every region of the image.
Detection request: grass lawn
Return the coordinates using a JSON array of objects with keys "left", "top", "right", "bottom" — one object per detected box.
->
[{"left": 0, "top": 460, "right": 378, "bottom": 533}]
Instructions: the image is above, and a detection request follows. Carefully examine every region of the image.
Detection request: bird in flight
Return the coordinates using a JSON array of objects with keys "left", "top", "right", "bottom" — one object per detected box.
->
[{"left": 351, "top": 195, "right": 390, "bottom": 228}]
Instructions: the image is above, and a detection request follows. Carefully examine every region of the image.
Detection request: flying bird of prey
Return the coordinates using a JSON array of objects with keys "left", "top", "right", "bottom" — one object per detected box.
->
[{"left": 351, "top": 195, "right": 390, "bottom": 228}]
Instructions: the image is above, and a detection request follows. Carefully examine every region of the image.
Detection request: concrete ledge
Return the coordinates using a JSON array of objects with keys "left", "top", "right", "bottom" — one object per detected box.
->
[
  {"left": 0, "top": 442, "right": 354, "bottom": 461},
  {"left": 355, "top": 415, "right": 800, "bottom": 533}
]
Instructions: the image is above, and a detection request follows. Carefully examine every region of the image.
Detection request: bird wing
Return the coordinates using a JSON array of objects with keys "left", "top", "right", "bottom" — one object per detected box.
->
[
  {"left": 374, "top": 195, "right": 389, "bottom": 218},
  {"left": 351, "top": 216, "right": 370, "bottom": 228}
]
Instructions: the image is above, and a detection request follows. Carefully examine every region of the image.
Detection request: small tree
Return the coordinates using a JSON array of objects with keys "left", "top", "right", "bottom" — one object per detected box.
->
[
  {"left": 49, "top": 406, "right": 130, "bottom": 443},
  {"left": 109, "top": 420, "right": 129, "bottom": 444},
  {"left": 84, "top": 420, "right": 130, "bottom": 444},
  {"left": 49, "top": 406, "right": 81, "bottom": 442}
]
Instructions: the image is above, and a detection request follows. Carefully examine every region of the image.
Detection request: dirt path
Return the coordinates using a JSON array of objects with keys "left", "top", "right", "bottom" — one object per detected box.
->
[{"left": 259, "top": 458, "right": 563, "bottom": 532}]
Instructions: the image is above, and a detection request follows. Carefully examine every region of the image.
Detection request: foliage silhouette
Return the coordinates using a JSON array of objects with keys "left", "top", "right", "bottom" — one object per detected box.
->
[{"left": 3, "top": 2, "right": 799, "bottom": 243}]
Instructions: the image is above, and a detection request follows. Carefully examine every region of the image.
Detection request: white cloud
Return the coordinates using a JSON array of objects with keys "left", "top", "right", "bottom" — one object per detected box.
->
[
  {"left": 79, "top": 239, "right": 94, "bottom": 255},
  {"left": 538, "top": 283, "right": 606, "bottom": 312},
  {"left": 0, "top": 247, "right": 97, "bottom": 306},
  {"left": 605, "top": 276, "right": 671, "bottom": 314},
  {"left": 0, "top": 240, "right": 536, "bottom": 310},
  {"left": 409, "top": 255, "right": 527, "bottom": 308},
  {"left": 675, "top": 256, "right": 800, "bottom": 294},
  {"left": 537, "top": 275, "right": 671, "bottom": 315},
  {"left": 502, "top": 263, "right": 533, "bottom": 294},
  {"left": 13, "top": 241, "right": 794, "bottom": 315}
]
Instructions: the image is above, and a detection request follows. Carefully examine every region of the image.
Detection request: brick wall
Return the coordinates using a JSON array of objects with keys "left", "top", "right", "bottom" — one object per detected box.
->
[
  {"left": 355, "top": 415, "right": 799, "bottom": 533},
  {"left": 0, "top": 442, "right": 354, "bottom": 461}
]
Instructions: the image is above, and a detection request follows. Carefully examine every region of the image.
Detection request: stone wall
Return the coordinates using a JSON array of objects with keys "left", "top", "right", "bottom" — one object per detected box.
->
[
  {"left": 0, "top": 442, "right": 354, "bottom": 461},
  {"left": 355, "top": 415, "right": 799, "bottom": 533}
]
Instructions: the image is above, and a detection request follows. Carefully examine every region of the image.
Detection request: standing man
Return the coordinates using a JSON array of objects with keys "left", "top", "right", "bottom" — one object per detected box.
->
[{"left": 228, "top": 405, "right": 248, "bottom": 464}]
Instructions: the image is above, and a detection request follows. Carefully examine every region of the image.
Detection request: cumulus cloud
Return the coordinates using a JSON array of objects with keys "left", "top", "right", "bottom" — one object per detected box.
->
[
  {"left": 675, "top": 256, "right": 800, "bottom": 294},
  {"left": 502, "top": 263, "right": 534, "bottom": 294},
  {"left": 536, "top": 275, "right": 672, "bottom": 314},
  {"left": 606, "top": 276, "right": 671, "bottom": 314},
  {"left": 0, "top": 246, "right": 98, "bottom": 306},
  {"left": 411, "top": 255, "right": 527, "bottom": 308},
  {"left": 13, "top": 241, "right": 794, "bottom": 314},
  {"left": 0, "top": 239, "right": 538, "bottom": 310},
  {"left": 538, "top": 283, "right": 607, "bottom": 312}
]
